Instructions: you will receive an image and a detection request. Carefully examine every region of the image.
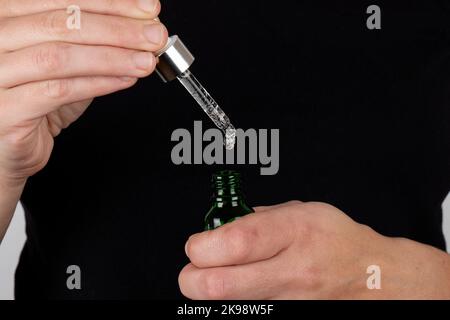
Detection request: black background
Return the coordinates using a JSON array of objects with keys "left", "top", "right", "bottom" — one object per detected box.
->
[{"left": 16, "top": 0, "right": 450, "bottom": 299}]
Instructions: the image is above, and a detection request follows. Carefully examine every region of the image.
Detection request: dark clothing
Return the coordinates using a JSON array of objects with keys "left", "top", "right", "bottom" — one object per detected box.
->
[{"left": 16, "top": 1, "right": 450, "bottom": 299}]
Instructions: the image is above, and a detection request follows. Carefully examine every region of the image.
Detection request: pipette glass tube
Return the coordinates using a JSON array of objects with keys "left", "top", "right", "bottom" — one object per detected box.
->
[
  {"left": 177, "top": 70, "right": 236, "bottom": 150},
  {"left": 155, "top": 35, "right": 236, "bottom": 150}
]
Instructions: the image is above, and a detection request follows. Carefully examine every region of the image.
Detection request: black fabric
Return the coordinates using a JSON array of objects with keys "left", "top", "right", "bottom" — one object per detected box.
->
[{"left": 15, "top": 0, "right": 450, "bottom": 299}]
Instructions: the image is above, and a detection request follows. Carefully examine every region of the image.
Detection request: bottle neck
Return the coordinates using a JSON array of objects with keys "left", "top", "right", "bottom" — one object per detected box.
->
[
  {"left": 211, "top": 171, "right": 244, "bottom": 203},
  {"left": 213, "top": 187, "right": 243, "bottom": 201}
]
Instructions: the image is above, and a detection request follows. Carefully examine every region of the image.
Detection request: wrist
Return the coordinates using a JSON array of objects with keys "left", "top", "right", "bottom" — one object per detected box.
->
[
  {"left": 385, "top": 237, "right": 450, "bottom": 299},
  {"left": 0, "top": 173, "right": 27, "bottom": 193},
  {"left": 0, "top": 173, "right": 26, "bottom": 242}
]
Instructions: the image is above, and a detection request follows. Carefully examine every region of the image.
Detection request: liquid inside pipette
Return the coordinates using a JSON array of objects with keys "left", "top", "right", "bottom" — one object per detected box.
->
[{"left": 177, "top": 70, "right": 236, "bottom": 150}]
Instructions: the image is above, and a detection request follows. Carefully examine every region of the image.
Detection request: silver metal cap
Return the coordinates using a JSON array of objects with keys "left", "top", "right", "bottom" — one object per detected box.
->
[{"left": 155, "top": 35, "right": 195, "bottom": 82}]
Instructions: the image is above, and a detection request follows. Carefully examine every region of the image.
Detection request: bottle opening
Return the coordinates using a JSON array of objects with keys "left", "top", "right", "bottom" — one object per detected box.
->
[{"left": 212, "top": 170, "right": 242, "bottom": 197}]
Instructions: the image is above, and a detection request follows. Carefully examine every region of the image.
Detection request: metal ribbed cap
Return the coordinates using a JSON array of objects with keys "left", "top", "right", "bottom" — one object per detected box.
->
[{"left": 155, "top": 35, "right": 195, "bottom": 82}]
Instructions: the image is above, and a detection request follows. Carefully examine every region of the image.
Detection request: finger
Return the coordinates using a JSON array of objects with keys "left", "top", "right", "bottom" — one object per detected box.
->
[
  {"left": 0, "top": 42, "right": 156, "bottom": 88},
  {"left": 179, "top": 259, "right": 286, "bottom": 300},
  {"left": 0, "top": 10, "right": 168, "bottom": 52},
  {"left": 186, "top": 207, "right": 297, "bottom": 268},
  {"left": 0, "top": 76, "right": 137, "bottom": 124},
  {"left": 0, "top": 0, "right": 161, "bottom": 19}
]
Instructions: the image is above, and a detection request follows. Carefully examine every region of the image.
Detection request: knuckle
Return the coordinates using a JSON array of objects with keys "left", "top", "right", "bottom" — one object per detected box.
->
[
  {"left": 300, "top": 202, "right": 343, "bottom": 222},
  {"left": 304, "top": 201, "right": 335, "bottom": 212},
  {"left": 223, "top": 225, "right": 256, "bottom": 261},
  {"left": 110, "top": 19, "right": 131, "bottom": 44},
  {"left": 33, "top": 43, "right": 69, "bottom": 73},
  {"left": 43, "top": 79, "right": 70, "bottom": 99},
  {"left": 38, "top": 11, "right": 67, "bottom": 37},
  {"left": 286, "top": 200, "right": 305, "bottom": 211},
  {"left": 202, "top": 270, "right": 228, "bottom": 300},
  {"left": 287, "top": 200, "right": 303, "bottom": 207}
]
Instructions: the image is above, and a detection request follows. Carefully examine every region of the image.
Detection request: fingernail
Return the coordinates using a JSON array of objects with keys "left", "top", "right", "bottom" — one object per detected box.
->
[
  {"left": 144, "top": 24, "right": 165, "bottom": 45},
  {"left": 138, "top": 0, "right": 158, "bottom": 13},
  {"left": 133, "top": 52, "right": 154, "bottom": 70}
]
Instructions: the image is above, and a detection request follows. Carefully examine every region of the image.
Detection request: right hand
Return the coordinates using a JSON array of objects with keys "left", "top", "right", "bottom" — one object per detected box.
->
[{"left": 0, "top": 0, "right": 167, "bottom": 186}]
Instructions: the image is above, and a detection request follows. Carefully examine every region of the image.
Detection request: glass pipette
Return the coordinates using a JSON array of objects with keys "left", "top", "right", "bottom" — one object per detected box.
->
[{"left": 155, "top": 36, "right": 236, "bottom": 150}]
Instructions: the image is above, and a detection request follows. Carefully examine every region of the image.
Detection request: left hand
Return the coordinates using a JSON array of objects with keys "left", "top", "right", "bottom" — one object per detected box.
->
[{"left": 179, "top": 201, "right": 450, "bottom": 299}]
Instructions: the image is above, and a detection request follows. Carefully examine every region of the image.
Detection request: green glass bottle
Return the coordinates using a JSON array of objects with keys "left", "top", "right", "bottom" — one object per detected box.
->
[{"left": 204, "top": 170, "right": 254, "bottom": 230}]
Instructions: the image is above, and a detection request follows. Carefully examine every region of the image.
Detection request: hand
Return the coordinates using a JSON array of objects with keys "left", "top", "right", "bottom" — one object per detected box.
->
[
  {"left": 180, "top": 201, "right": 450, "bottom": 299},
  {"left": 0, "top": 0, "right": 167, "bottom": 186}
]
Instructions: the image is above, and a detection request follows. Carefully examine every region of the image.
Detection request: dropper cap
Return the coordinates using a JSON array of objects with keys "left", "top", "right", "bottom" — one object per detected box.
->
[{"left": 155, "top": 35, "right": 195, "bottom": 83}]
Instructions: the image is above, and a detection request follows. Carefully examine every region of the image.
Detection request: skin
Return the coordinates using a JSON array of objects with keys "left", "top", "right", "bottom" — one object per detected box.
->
[
  {"left": 0, "top": 1, "right": 449, "bottom": 300},
  {"left": 0, "top": 0, "right": 167, "bottom": 240},
  {"left": 180, "top": 201, "right": 450, "bottom": 299}
]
